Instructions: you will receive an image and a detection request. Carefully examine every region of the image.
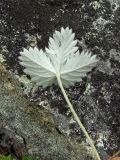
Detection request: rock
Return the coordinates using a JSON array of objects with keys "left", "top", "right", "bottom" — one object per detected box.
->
[
  {"left": 0, "top": 63, "right": 94, "bottom": 160},
  {"left": 0, "top": 0, "right": 120, "bottom": 160}
]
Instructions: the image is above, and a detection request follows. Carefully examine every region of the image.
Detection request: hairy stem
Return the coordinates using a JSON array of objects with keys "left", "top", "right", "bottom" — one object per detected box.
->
[{"left": 56, "top": 75, "right": 101, "bottom": 160}]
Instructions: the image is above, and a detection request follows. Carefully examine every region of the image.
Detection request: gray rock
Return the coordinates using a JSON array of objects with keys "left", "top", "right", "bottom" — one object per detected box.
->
[
  {"left": 0, "top": 0, "right": 120, "bottom": 159},
  {"left": 0, "top": 64, "right": 94, "bottom": 160}
]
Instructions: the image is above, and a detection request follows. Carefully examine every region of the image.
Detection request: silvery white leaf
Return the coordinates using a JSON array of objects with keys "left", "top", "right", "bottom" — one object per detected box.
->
[{"left": 19, "top": 27, "right": 98, "bottom": 88}]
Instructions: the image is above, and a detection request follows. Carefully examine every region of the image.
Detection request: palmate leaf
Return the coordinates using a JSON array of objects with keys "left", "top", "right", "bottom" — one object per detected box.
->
[{"left": 19, "top": 27, "right": 97, "bottom": 88}]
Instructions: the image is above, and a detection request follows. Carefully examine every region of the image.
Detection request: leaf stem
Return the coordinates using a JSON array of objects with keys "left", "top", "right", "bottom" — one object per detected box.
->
[{"left": 56, "top": 75, "right": 101, "bottom": 160}]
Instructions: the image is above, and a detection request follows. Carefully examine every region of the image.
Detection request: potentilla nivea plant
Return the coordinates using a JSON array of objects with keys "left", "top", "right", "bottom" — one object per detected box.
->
[{"left": 19, "top": 27, "right": 100, "bottom": 160}]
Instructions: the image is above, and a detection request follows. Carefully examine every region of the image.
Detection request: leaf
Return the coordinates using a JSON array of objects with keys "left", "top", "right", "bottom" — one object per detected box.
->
[
  {"left": 60, "top": 50, "right": 97, "bottom": 87},
  {"left": 19, "top": 47, "right": 56, "bottom": 88},
  {"left": 0, "top": 155, "right": 12, "bottom": 160},
  {"left": 19, "top": 27, "right": 98, "bottom": 88},
  {"left": 45, "top": 27, "right": 78, "bottom": 65},
  {"left": 23, "top": 155, "right": 36, "bottom": 160},
  {"left": 0, "top": 155, "right": 36, "bottom": 160}
]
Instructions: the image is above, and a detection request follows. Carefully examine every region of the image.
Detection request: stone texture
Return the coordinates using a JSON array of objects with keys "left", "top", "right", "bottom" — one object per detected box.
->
[
  {"left": 0, "top": 64, "right": 93, "bottom": 160},
  {"left": 0, "top": 0, "right": 120, "bottom": 160}
]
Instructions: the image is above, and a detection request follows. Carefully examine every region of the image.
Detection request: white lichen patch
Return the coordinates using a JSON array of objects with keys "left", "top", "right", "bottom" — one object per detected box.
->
[
  {"left": 96, "top": 131, "right": 110, "bottom": 148},
  {"left": 90, "top": 1, "right": 101, "bottom": 10},
  {"left": 24, "top": 33, "right": 40, "bottom": 47},
  {"left": 4, "top": 82, "right": 15, "bottom": 91},
  {"left": 84, "top": 83, "right": 96, "bottom": 95},
  {"left": 101, "top": 83, "right": 112, "bottom": 104},
  {"left": 93, "top": 17, "right": 110, "bottom": 31},
  {"left": 0, "top": 54, "right": 5, "bottom": 62},
  {"left": 110, "top": 49, "right": 120, "bottom": 62},
  {"left": 18, "top": 75, "right": 30, "bottom": 85},
  {"left": 97, "top": 60, "right": 112, "bottom": 75},
  {"left": 108, "top": 0, "right": 120, "bottom": 11},
  {"left": 16, "top": 74, "right": 34, "bottom": 95}
]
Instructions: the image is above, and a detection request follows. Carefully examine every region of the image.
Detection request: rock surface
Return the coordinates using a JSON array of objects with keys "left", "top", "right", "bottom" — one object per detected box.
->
[
  {"left": 0, "top": 64, "right": 93, "bottom": 160},
  {"left": 0, "top": 0, "right": 120, "bottom": 160}
]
